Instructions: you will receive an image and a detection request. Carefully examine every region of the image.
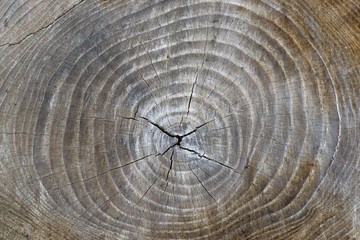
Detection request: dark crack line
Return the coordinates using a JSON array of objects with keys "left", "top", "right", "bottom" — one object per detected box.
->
[
  {"left": 161, "top": 142, "right": 178, "bottom": 156},
  {"left": 136, "top": 178, "right": 158, "bottom": 206},
  {"left": 186, "top": 67, "right": 199, "bottom": 117},
  {"left": 178, "top": 116, "right": 184, "bottom": 128},
  {"left": 141, "top": 117, "right": 176, "bottom": 138},
  {"left": 186, "top": 78, "right": 197, "bottom": 116},
  {"left": 0, "top": 0, "right": 85, "bottom": 47},
  {"left": 143, "top": 116, "right": 212, "bottom": 139},
  {"left": 107, "top": 154, "right": 154, "bottom": 172},
  {"left": 49, "top": 154, "right": 154, "bottom": 192},
  {"left": 164, "top": 150, "right": 174, "bottom": 192},
  {"left": 22, "top": 153, "right": 152, "bottom": 186},
  {"left": 145, "top": 117, "right": 213, "bottom": 156},
  {"left": 198, "top": 28, "right": 250, "bottom": 109},
  {"left": 128, "top": 48, "right": 161, "bottom": 109},
  {"left": 181, "top": 119, "right": 214, "bottom": 138},
  {"left": 139, "top": 41, "right": 162, "bottom": 85},
  {"left": 188, "top": 164, "right": 219, "bottom": 206},
  {"left": 198, "top": 125, "right": 235, "bottom": 135},
  {"left": 185, "top": 24, "right": 208, "bottom": 117},
  {"left": 193, "top": 162, "right": 233, "bottom": 193},
  {"left": 180, "top": 146, "right": 242, "bottom": 175},
  {"left": 133, "top": 104, "right": 140, "bottom": 118},
  {"left": 134, "top": 34, "right": 172, "bottom": 129},
  {"left": 119, "top": 116, "right": 138, "bottom": 121},
  {"left": 105, "top": 14, "right": 166, "bottom": 122}
]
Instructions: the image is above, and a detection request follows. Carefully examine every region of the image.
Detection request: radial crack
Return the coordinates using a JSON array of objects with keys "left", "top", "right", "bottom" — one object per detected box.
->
[
  {"left": 188, "top": 164, "right": 218, "bottom": 205},
  {"left": 0, "top": 0, "right": 85, "bottom": 47},
  {"left": 181, "top": 119, "right": 214, "bottom": 138},
  {"left": 161, "top": 142, "right": 179, "bottom": 156},
  {"left": 164, "top": 150, "right": 174, "bottom": 192},
  {"left": 193, "top": 162, "right": 234, "bottom": 194},
  {"left": 185, "top": 16, "right": 208, "bottom": 117},
  {"left": 140, "top": 41, "right": 162, "bottom": 84},
  {"left": 180, "top": 146, "right": 242, "bottom": 175},
  {"left": 186, "top": 71, "right": 198, "bottom": 116},
  {"left": 141, "top": 117, "right": 216, "bottom": 162},
  {"left": 136, "top": 179, "right": 157, "bottom": 206},
  {"left": 108, "top": 154, "right": 154, "bottom": 171},
  {"left": 119, "top": 116, "right": 138, "bottom": 121},
  {"left": 133, "top": 104, "right": 140, "bottom": 118},
  {"left": 141, "top": 117, "right": 176, "bottom": 137},
  {"left": 49, "top": 154, "right": 154, "bottom": 192}
]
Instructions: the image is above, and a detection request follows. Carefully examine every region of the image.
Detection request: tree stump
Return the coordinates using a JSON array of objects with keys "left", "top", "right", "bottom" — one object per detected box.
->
[{"left": 1, "top": 0, "right": 359, "bottom": 239}]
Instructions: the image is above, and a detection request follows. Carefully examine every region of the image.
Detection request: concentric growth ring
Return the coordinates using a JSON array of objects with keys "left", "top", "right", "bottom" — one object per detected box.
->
[{"left": 1, "top": 0, "right": 359, "bottom": 239}]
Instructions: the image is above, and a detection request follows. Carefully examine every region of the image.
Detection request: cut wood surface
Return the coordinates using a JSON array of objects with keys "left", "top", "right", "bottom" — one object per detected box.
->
[{"left": 1, "top": 0, "right": 359, "bottom": 239}]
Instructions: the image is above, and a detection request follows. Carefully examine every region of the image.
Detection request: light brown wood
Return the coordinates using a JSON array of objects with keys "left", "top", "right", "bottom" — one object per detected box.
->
[{"left": 1, "top": 0, "right": 359, "bottom": 239}]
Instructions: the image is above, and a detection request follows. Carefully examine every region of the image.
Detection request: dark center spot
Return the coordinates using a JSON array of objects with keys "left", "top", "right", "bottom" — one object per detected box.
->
[{"left": 175, "top": 135, "right": 182, "bottom": 145}]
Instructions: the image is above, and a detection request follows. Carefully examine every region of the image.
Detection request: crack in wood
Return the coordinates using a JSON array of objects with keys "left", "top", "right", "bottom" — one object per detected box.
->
[
  {"left": 136, "top": 178, "right": 158, "bottom": 206},
  {"left": 180, "top": 146, "right": 242, "bottom": 175},
  {"left": 161, "top": 142, "right": 178, "bottom": 156},
  {"left": 188, "top": 164, "right": 219, "bottom": 206},
  {"left": 0, "top": 0, "right": 85, "bottom": 47},
  {"left": 141, "top": 117, "right": 177, "bottom": 138},
  {"left": 181, "top": 119, "right": 214, "bottom": 138},
  {"left": 186, "top": 78, "right": 197, "bottom": 117},
  {"left": 192, "top": 162, "right": 232, "bottom": 193},
  {"left": 119, "top": 116, "right": 138, "bottom": 121},
  {"left": 48, "top": 154, "right": 155, "bottom": 192},
  {"left": 141, "top": 117, "right": 213, "bottom": 157},
  {"left": 164, "top": 150, "right": 174, "bottom": 192}
]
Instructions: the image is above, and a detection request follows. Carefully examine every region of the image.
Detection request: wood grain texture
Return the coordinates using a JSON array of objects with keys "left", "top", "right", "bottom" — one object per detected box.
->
[{"left": 0, "top": 0, "right": 359, "bottom": 239}]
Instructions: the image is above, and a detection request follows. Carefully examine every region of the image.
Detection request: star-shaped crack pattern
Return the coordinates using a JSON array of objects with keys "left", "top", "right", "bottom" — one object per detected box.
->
[
  {"left": 141, "top": 116, "right": 210, "bottom": 154},
  {"left": 140, "top": 116, "right": 242, "bottom": 175}
]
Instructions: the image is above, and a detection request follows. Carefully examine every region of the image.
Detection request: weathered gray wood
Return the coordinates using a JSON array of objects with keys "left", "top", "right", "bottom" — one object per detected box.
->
[{"left": 1, "top": 0, "right": 359, "bottom": 239}]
